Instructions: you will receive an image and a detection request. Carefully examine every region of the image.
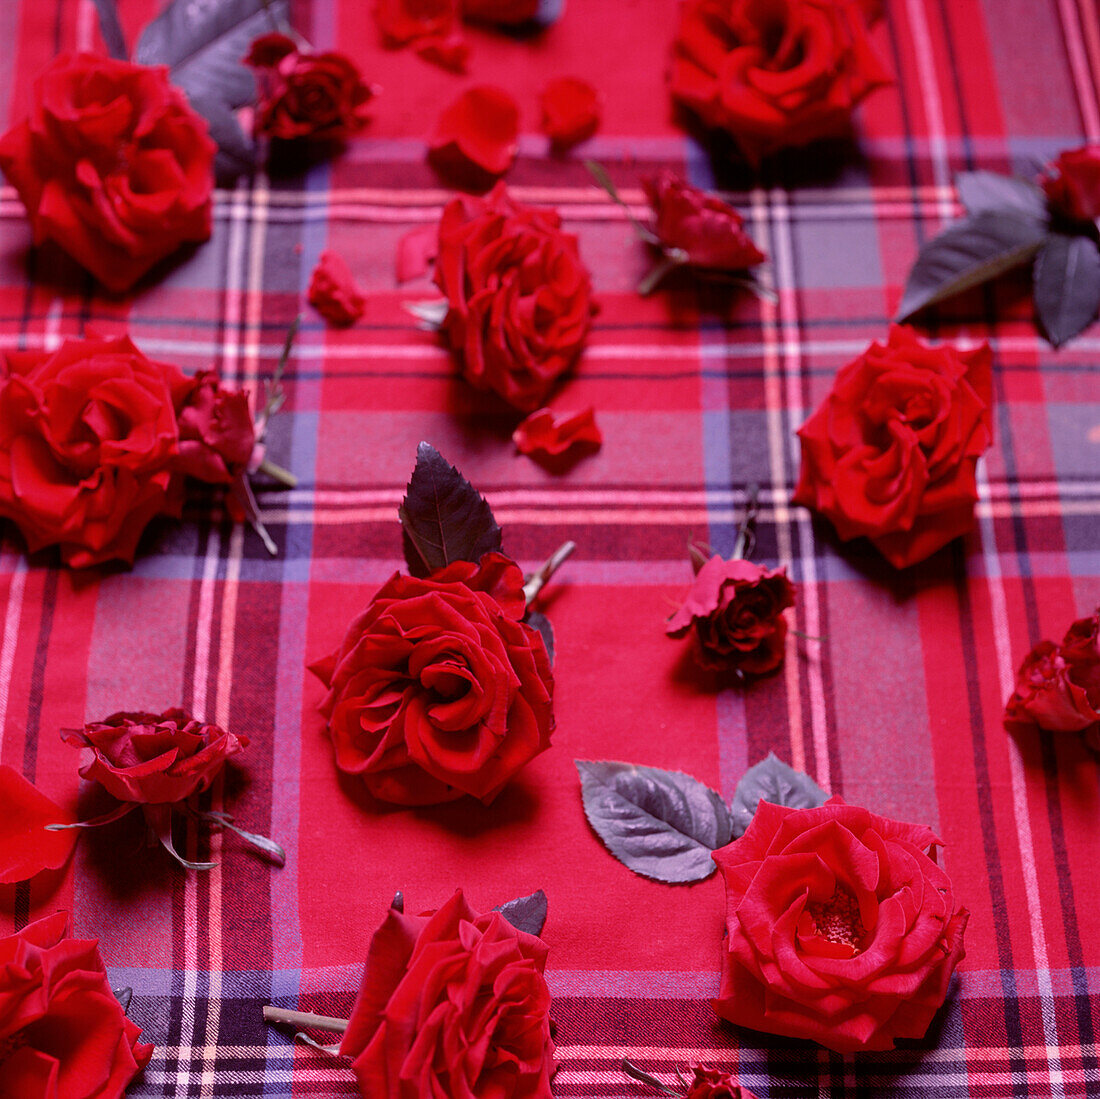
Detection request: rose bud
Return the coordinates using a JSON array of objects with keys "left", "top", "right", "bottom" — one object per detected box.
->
[
  {"left": 643, "top": 172, "right": 766, "bottom": 271},
  {"left": 0, "top": 912, "right": 153, "bottom": 1095},
  {"left": 339, "top": 891, "right": 556, "bottom": 1097},
  {"left": 174, "top": 371, "right": 257, "bottom": 485},
  {"left": 309, "top": 553, "right": 554, "bottom": 805},
  {"left": 668, "top": 0, "right": 891, "bottom": 164},
  {"left": 433, "top": 183, "right": 596, "bottom": 411},
  {"left": 712, "top": 798, "right": 968, "bottom": 1052},
  {"left": 1040, "top": 144, "right": 1100, "bottom": 222},
  {"left": 792, "top": 326, "right": 994, "bottom": 569},
  {"left": 666, "top": 556, "right": 794, "bottom": 676},
  {"left": 245, "top": 33, "right": 375, "bottom": 141},
  {"left": 0, "top": 53, "right": 215, "bottom": 293},
  {"left": 0, "top": 334, "right": 188, "bottom": 568}
]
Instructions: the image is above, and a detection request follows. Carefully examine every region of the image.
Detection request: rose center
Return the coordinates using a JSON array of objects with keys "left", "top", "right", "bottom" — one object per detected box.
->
[
  {"left": 0, "top": 1026, "right": 29, "bottom": 1064},
  {"left": 806, "top": 888, "right": 866, "bottom": 950}
]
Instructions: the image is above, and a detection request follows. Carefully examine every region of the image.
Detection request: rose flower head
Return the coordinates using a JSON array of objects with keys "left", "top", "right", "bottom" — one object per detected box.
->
[
  {"left": 245, "top": 33, "right": 375, "bottom": 141},
  {"left": 173, "top": 370, "right": 256, "bottom": 485},
  {"left": 668, "top": 0, "right": 891, "bottom": 164},
  {"left": 0, "top": 912, "right": 153, "bottom": 1095},
  {"left": 310, "top": 552, "right": 554, "bottom": 805},
  {"left": 1004, "top": 610, "right": 1100, "bottom": 750},
  {"left": 1040, "top": 144, "right": 1100, "bottom": 223},
  {"left": 792, "top": 326, "right": 994, "bottom": 569},
  {"left": 712, "top": 797, "right": 968, "bottom": 1052},
  {"left": 63, "top": 707, "right": 248, "bottom": 806},
  {"left": 433, "top": 183, "right": 595, "bottom": 411},
  {"left": 685, "top": 1066, "right": 757, "bottom": 1099},
  {"left": 667, "top": 556, "right": 794, "bottom": 676},
  {"left": 0, "top": 334, "right": 189, "bottom": 568},
  {"left": 340, "top": 891, "right": 556, "bottom": 1098},
  {"left": 0, "top": 52, "right": 215, "bottom": 293},
  {"left": 644, "top": 172, "right": 766, "bottom": 271}
]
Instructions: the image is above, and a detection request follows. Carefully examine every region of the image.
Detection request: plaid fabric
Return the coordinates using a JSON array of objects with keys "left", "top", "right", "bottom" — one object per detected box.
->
[{"left": 2, "top": 0, "right": 1100, "bottom": 1095}]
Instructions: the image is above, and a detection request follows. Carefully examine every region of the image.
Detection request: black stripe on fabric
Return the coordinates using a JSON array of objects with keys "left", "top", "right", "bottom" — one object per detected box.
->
[{"left": 953, "top": 543, "right": 1028, "bottom": 1093}]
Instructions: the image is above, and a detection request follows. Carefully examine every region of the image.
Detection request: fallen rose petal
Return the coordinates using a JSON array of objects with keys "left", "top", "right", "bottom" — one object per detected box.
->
[
  {"left": 540, "top": 77, "right": 602, "bottom": 149},
  {"left": 376, "top": 0, "right": 458, "bottom": 45},
  {"left": 396, "top": 224, "right": 441, "bottom": 282},
  {"left": 0, "top": 765, "right": 77, "bottom": 882},
  {"left": 429, "top": 85, "right": 520, "bottom": 185},
  {"left": 415, "top": 33, "right": 470, "bottom": 72},
  {"left": 513, "top": 407, "right": 602, "bottom": 465},
  {"left": 309, "top": 251, "right": 366, "bottom": 327}
]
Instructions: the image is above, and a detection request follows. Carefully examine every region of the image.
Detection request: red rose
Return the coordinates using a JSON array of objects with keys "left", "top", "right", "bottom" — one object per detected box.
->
[
  {"left": 791, "top": 326, "right": 994, "bottom": 569},
  {"left": 1040, "top": 144, "right": 1100, "bottom": 222},
  {"left": 433, "top": 183, "right": 595, "bottom": 411},
  {"left": 669, "top": 0, "right": 891, "bottom": 164},
  {"left": 685, "top": 1067, "right": 757, "bottom": 1099},
  {"left": 308, "top": 250, "right": 366, "bottom": 327},
  {"left": 666, "top": 556, "right": 794, "bottom": 675},
  {"left": 712, "top": 798, "right": 968, "bottom": 1053},
  {"left": 174, "top": 371, "right": 256, "bottom": 485},
  {"left": 310, "top": 553, "right": 554, "bottom": 805},
  {"left": 0, "top": 53, "right": 214, "bottom": 293},
  {"left": 245, "top": 34, "right": 375, "bottom": 141},
  {"left": 1004, "top": 611, "right": 1100, "bottom": 749},
  {"left": 643, "top": 172, "right": 766, "bottom": 270},
  {"left": 540, "top": 77, "right": 602, "bottom": 149},
  {"left": 339, "top": 891, "right": 555, "bottom": 1098},
  {"left": 0, "top": 335, "right": 188, "bottom": 568},
  {"left": 62, "top": 708, "right": 248, "bottom": 806},
  {"left": 0, "top": 912, "right": 153, "bottom": 1096}
]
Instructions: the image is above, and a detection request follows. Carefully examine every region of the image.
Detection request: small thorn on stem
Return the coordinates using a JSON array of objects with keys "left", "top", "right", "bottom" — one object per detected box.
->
[{"left": 523, "top": 540, "right": 576, "bottom": 604}]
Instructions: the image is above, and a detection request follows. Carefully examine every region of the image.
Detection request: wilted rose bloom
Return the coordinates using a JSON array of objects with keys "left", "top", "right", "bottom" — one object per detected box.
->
[
  {"left": 644, "top": 172, "right": 766, "bottom": 270},
  {"left": 666, "top": 556, "right": 794, "bottom": 676},
  {"left": 1041, "top": 145, "right": 1100, "bottom": 222},
  {"left": 62, "top": 707, "right": 248, "bottom": 805},
  {"left": 245, "top": 33, "right": 374, "bottom": 141},
  {"left": 174, "top": 371, "right": 256, "bottom": 485},
  {"left": 1004, "top": 610, "right": 1100, "bottom": 749}
]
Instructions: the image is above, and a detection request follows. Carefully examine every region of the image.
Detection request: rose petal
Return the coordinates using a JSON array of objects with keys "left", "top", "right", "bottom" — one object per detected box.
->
[
  {"left": 309, "top": 250, "right": 366, "bottom": 327},
  {"left": 540, "top": 77, "right": 602, "bottom": 149},
  {"left": 512, "top": 407, "right": 602, "bottom": 466},
  {"left": 0, "top": 765, "right": 77, "bottom": 882},
  {"left": 428, "top": 85, "right": 520, "bottom": 184}
]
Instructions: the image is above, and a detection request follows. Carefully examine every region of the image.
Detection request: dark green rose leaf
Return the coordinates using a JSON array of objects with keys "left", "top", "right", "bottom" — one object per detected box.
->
[
  {"left": 729, "top": 752, "right": 829, "bottom": 838},
  {"left": 136, "top": 0, "right": 289, "bottom": 110},
  {"left": 1033, "top": 231, "right": 1100, "bottom": 348},
  {"left": 92, "top": 0, "right": 128, "bottom": 60},
  {"left": 399, "top": 443, "right": 503, "bottom": 576},
  {"left": 187, "top": 93, "right": 258, "bottom": 185},
  {"left": 495, "top": 890, "right": 548, "bottom": 937},
  {"left": 525, "top": 610, "right": 554, "bottom": 666},
  {"left": 112, "top": 986, "right": 133, "bottom": 1013},
  {"left": 955, "top": 171, "right": 1049, "bottom": 220},
  {"left": 576, "top": 760, "right": 731, "bottom": 884},
  {"left": 895, "top": 210, "right": 1048, "bottom": 321}
]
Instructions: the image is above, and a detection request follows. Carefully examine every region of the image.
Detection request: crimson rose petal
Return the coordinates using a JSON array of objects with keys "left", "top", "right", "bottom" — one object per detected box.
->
[
  {"left": 513, "top": 407, "right": 602, "bottom": 466},
  {"left": 540, "top": 77, "right": 602, "bottom": 149},
  {"left": 309, "top": 250, "right": 366, "bottom": 327},
  {"left": 0, "top": 766, "right": 77, "bottom": 882},
  {"left": 429, "top": 85, "right": 520, "bottom": 183}
]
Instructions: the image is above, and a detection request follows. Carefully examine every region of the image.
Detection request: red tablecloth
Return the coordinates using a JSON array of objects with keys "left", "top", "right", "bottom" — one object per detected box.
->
[{"left": 1, "top": 0, "right": 1098, "bottom": 1095}]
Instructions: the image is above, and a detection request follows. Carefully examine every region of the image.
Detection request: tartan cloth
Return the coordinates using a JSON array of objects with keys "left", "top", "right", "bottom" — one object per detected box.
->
[{"left": 1, "top": 0, "right": 1100, "bottom": 1095}]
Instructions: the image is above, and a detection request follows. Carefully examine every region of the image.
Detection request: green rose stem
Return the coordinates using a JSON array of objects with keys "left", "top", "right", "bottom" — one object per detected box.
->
[
  {"left": 522, "top": 540, "right": 575, "bottom": 604},
  {"left": 261, "top": 1007, "right": 348, "bottom": 1033}
]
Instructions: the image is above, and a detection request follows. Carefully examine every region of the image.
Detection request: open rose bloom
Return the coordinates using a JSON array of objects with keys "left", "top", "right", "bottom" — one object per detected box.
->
[
  {"left": 712, "top": 798, "right": 967, "bottom": 1052},
  {"left": 0, "top": 912, "right": 153, "bottom": 1095},
  {"left": 433, "top": 184, "right": 595, "bottom": 411},
  {"left": 792, "top": 326, "right": 993, "bottom": 568},
  {"left": 669, "top": 0, "right": 891, "bottom": 163},
  {"left": 310, "top": 553, "right": 554, "bottom": 805},
  {"left": 1040, "top": 144, "right": 1100, "bottom": 223},
  {"left": 0, "top": 52, "right": 214, "bottom": 292},
  {"left": 339, "top": 891, "right": 556, "bottom": 1098}
]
